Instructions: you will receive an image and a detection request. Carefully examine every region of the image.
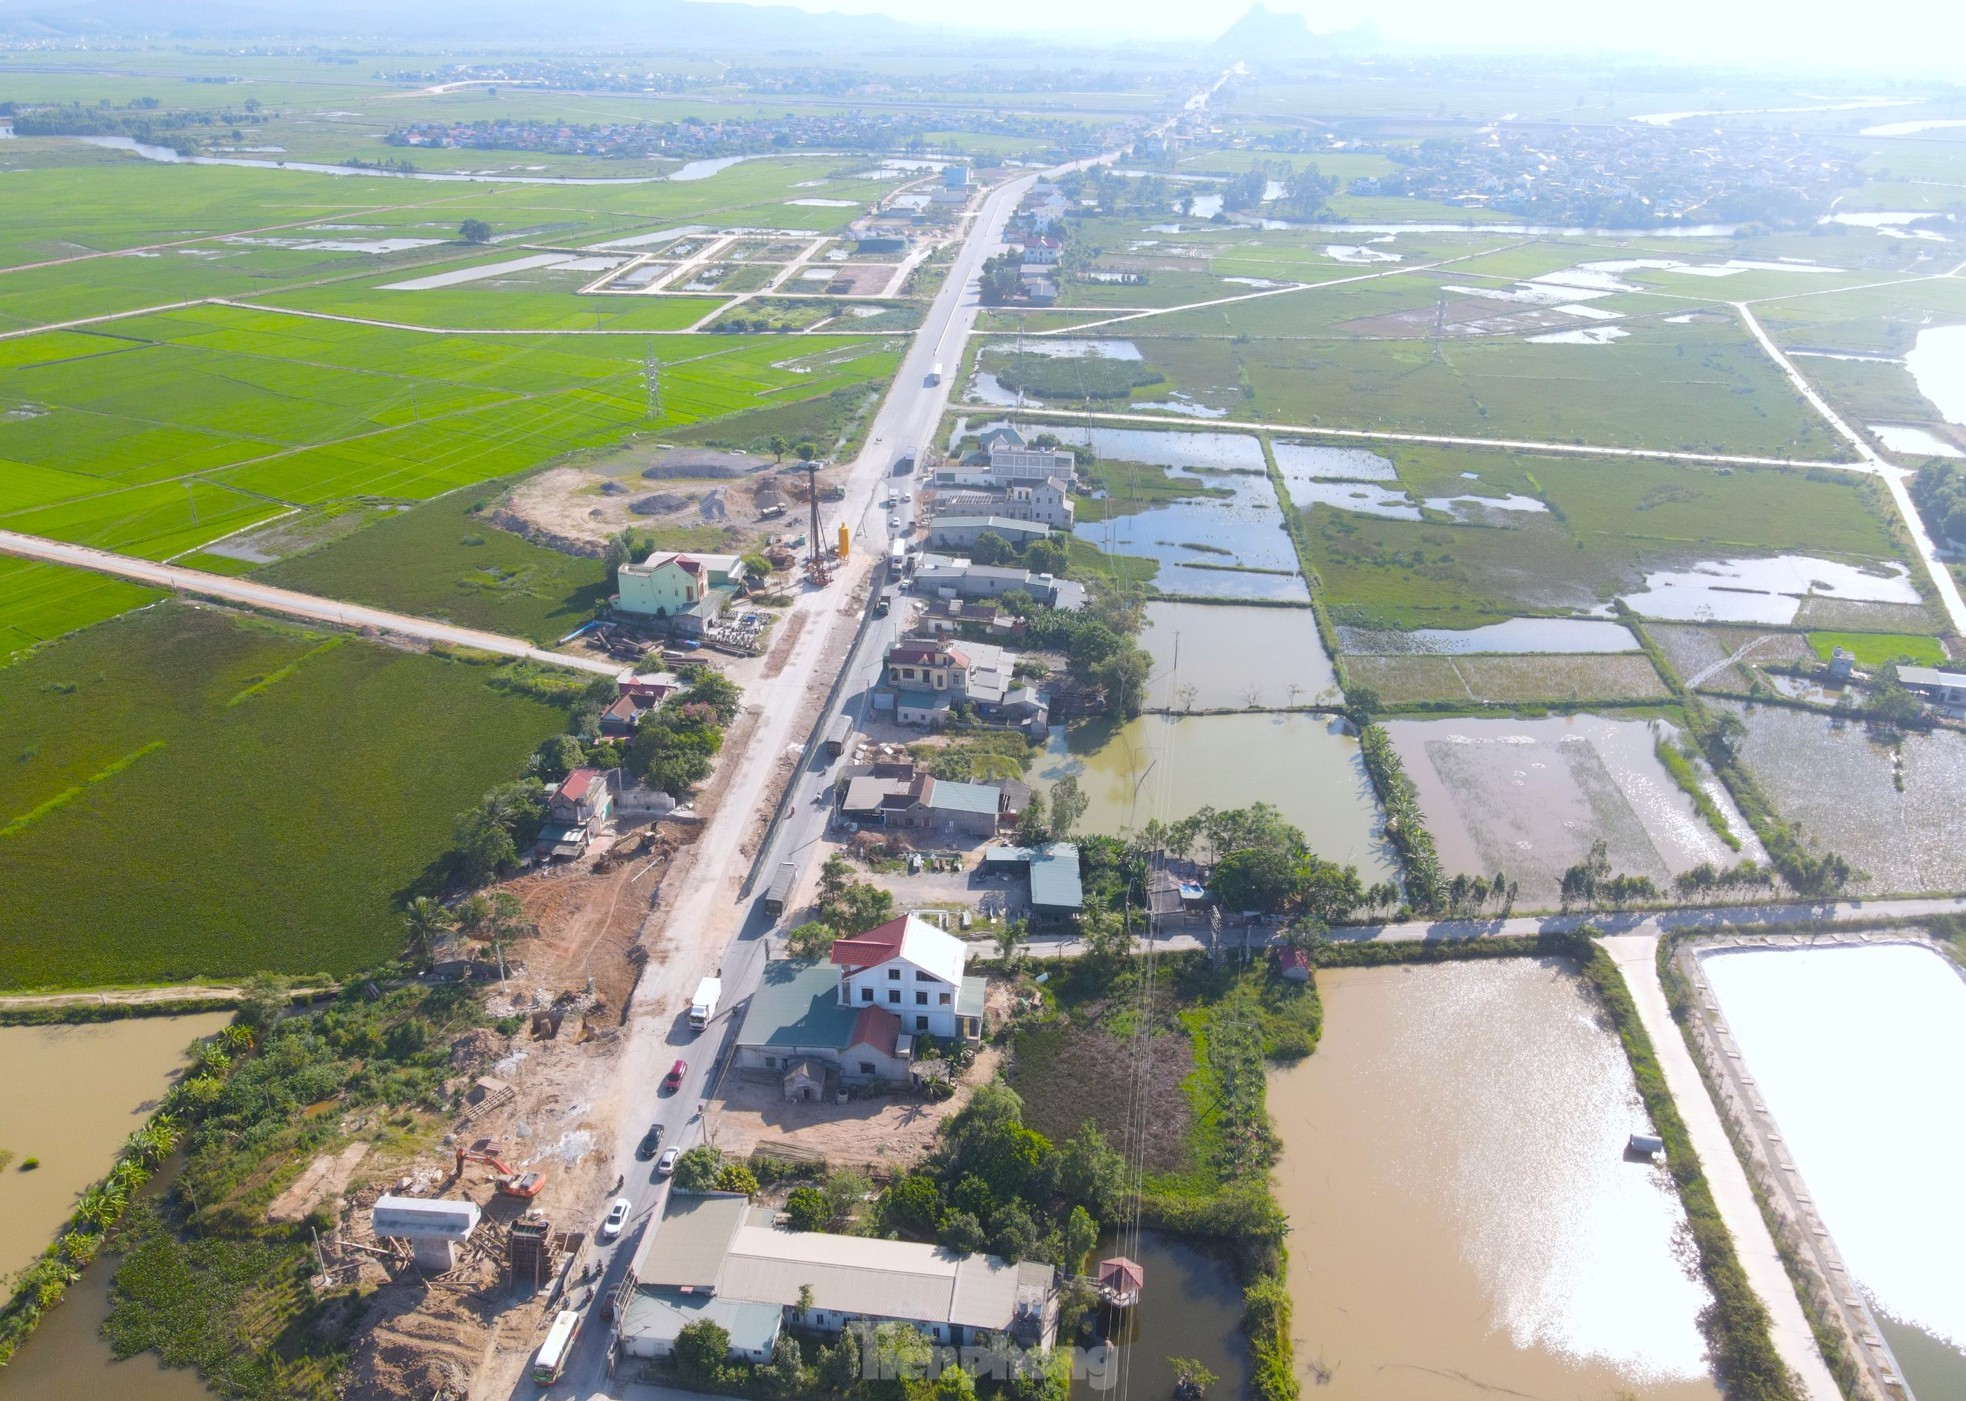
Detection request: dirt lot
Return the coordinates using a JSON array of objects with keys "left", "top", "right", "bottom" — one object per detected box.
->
[
  {"left": 706, "top": 1045, "right": 1001, "bottom": 1175},
  {"left": 503, "top": 446, "right": 837, "bottom": 553}
]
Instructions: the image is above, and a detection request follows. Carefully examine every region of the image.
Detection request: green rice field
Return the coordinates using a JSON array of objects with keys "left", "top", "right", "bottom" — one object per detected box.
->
[{"left": 0, "top": 604, "right": 567, "bottom": 990}]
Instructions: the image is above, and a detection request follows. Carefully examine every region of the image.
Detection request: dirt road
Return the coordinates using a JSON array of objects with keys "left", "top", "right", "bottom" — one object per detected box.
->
[{"left": 0, "top": 529, "right": 624, "bottom": 676}]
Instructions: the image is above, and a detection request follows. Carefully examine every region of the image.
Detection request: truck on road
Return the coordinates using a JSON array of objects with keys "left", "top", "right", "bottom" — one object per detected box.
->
[
  {"left": 688, "top": 976, "right": 722, "bottom": 1032},
  {"left": 764, "top": 861, "right": 799, "bottom": 918},
  {"left": 926, "top": 362, "right": 943, "bottom": 386}
]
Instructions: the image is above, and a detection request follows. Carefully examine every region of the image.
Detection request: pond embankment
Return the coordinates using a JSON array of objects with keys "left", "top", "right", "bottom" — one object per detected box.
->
[{"left": 1685, "top": 933, "right": 1966, "bottom": 1401}]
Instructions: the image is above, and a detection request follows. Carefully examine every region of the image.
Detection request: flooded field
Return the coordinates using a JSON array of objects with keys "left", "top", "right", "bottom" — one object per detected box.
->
[
  {"left": 1620, "top": 555, "right": 1920, "bottom": 624},
  {"left": 1273, "top": 960, "right": 1718, "bottom": 1401},
  {"left": 1074, "top": 470, "right": 1306, "bottom": 602},
  {"left": 1271, "top": 442, "right": 1399, "bottom": 489},
  {"left": 1036, "top": 714, "right": 1397, "bottom": 879},
  {"left": 1139, "top": 601, "right": 1338, "bottom": 709},
  {"left": 1716, "top": 700, "right": 1966, "bottom": 892},
  {"left": 1049, "top": 425, "right": 1267, "bottom": 472},
  {"left": 0, "top": 1013, "right": 230, "bottom": 1281},
  {"left": 1701, "top": 944, "right": 1966, "bottom": 1399},
  {"left": 1646, "top": 624, "right": 1811, "bottom": 692},
  {"left": 1383, "top": 715, "right": 1760, "bottom": 906},
  {"left": 1340, "top": 617, "right": 1639, "bottom": 655}
]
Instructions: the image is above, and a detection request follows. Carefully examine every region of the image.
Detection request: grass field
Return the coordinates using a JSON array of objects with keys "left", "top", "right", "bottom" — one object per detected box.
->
[
  {"left": 0, "top": 605, "right": 567, "bottom": 989},
  {"left": 1806, "top": 631, "right": 1949, "bottom": 666},
  {"left": 253, "top": 485, "right": 611, "bottom": 645}
]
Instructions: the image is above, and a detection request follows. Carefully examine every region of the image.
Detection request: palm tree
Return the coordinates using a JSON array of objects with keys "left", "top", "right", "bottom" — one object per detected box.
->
[{"left": 403, "top": 896, "right": 456, "bottom": 965}]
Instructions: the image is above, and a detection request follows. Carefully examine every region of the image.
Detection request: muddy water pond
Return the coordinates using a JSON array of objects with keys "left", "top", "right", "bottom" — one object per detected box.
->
[
  {"left": 1619, "top": 555, "right": 1920, "bottom": 625},
  {"left": 1071, "top": 1229, "right": 1250, "bottom": 1400},
  {"left": 1383, "top": 714, "right": 1762, "bottom": 907},
  {"left": 1905, "top": 323, "right": 1966, "bottom": 426},
  {"left": 1139, "top": 601, "right": 1339, "bottom": 709},
  {"left": 0, "top": 1013, "right": 230, "bottom": 1281},
  {"left": 1036, "top": 714, "right": 1398, "bottom": 880},
  {"left": 1701, "top": 944, "right": 1966, "bottom": 1399},
  {"left": 1273, "top": 960, "right": 1718, "bottom": 1401}
]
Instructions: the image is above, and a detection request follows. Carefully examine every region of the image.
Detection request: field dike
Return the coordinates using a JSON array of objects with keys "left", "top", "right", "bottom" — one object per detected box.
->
[{"left": 1659, "top": 930, "right": 1947, "bottom": 1401}]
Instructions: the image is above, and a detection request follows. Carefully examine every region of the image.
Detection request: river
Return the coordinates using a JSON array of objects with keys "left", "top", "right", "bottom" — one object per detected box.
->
[
  {"left": 1905, "top": 323, "right": 1966, "bottom": 427},
  {"left": 1270, "top": 960, "right": 1719, "bottom": 1400},
  {"left": 1701, "top": 943, "right": 1966, "bottom": 1400},
  {"left": 0, "top": 1013, "right": 231, "bottom": 1281}
]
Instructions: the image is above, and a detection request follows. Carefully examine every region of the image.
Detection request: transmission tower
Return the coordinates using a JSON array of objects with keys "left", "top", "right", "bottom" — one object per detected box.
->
[{"left": 644, "top": 349, "right": 661, "bottom": 418}]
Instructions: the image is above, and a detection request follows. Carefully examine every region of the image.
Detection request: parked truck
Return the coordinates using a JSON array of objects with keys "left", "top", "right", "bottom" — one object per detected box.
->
[
  {"left": 688, "top": 976, "right": 722, "bottom": 1032},
  {"left": 764, "top": 861, "right": 799, "bottom": 918}
]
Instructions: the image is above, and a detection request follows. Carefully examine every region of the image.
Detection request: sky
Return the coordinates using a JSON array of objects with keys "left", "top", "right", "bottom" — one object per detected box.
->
[{"left": 721, "top": 0, "right": 1966, "bottom": 74}]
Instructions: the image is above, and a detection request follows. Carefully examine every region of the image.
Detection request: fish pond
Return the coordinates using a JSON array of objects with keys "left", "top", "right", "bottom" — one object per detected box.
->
[
  {"left": 1272, "top": 959, "right": 1719, "bottom": 1401},
  {"left": 1139, "top": 600, "right": 1339, "bottom": 709},
  {"left": 1701, "top": 943, "right": 1966, "bottom": 1399},
  {"left": 1339, "top": 617, "right": 1640, "bottom": 655},
  {"left": 1036, "top": 714, "right": 1397, "bottom": 880},
  {"left": 1620, "top": 555, "right": 1920, "bottom": 625}
]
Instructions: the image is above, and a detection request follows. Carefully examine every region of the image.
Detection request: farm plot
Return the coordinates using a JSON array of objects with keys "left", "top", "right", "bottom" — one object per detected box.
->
[
  {"left": 0, "top": 306, "right": 898, "bottom": 620},
  {"left": 0, "top": 605, "right": 566, "bottom": 990},
  {"left": 253, "top": 485, "right": 611, "bottom": 645},
  {"left": 1345, "top": 652, "right": 1668, "bottom": 707},
  {"left": 1714, "top": 699, "right": 1966, "bottom": 894},
  {"left": 1382, "top": 713, "right": 1760, "bottom": 908},
  {"left": 1644, "top": 623, "right": 1813, "bottom": 691}
]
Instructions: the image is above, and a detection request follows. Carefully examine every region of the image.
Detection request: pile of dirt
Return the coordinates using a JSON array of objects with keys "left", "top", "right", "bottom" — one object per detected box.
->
[
  {"left": 343, "top": 1280, "right": 494, "bottom": 1401},
  {"left": 630, "top": 491, "right": 690, "bottom": 515}
]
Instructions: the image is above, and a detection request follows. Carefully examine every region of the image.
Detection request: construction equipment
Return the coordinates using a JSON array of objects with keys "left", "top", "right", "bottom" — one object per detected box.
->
[{"left": 453, "top": 1148, "right": 546, "bottom": 1200}]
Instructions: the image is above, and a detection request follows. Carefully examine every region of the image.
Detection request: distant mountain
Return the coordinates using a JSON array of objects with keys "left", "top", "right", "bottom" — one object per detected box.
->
[
  {"left": 1210, "top": 4, "right": 1381, "bottom": 59},
  {"left": 0, "top": 0, "right": 927, "bottom": 47}
]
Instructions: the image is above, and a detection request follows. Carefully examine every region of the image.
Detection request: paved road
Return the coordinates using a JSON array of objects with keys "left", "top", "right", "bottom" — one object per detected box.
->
[
  {"left": 0, "top": 528, "right": 626, "bottom": 676},
  {"left": 520, "top": 163, "right": 1044, "bottom": 1401}
]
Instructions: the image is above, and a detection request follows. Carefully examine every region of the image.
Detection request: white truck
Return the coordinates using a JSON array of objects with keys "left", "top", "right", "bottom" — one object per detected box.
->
[
  {"left": 688, "top": 976, "right": 722, "bottom": 1033},
  {"left": 926, "top": 362, "right": 944, "bottom": 386}
]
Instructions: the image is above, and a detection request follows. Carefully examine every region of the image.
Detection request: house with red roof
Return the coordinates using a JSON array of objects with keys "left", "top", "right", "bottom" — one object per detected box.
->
[{"left": 731, "top": 914, "right": 986, "bottom": 1098}]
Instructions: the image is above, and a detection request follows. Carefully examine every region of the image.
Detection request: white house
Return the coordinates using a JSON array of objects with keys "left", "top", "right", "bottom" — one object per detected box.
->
[
  {"left": 616, "top": 551, "right": 745, "bottom": 631},
  {"left": 832, "top": 913, "right": 979, "bottom": 1042}
]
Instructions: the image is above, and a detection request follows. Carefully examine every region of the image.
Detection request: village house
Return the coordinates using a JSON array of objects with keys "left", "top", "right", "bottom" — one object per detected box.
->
[
  {"left": 929, "top": 476, "right": 1074, "bottom": 530},
  {"left": 1897, "top": 665, "right": 1966, "bottom": 707},
  {"left": 838, "top": 761, "right": 1014, "bottom": 840},
  {"left": 615, "top": 550, "right": 747, "bottom": 636},
  {"left": 732, "top": 914, "right": 988, "bottom": 1097},
  {"left": 876, "top": 636, "right": 1048, "bottom": 733},
  {"left": 617, "top": 1193, "right": 1057, "bottom": 1364},
  {"left": 537, "top": 767, "right": 613, "bottom": 858},
  {"left": 923, "top": 516, "right": 1053, "bottom": 552},
  {"left": 980, "top": 843, "right": 1084, "bottom": 923},
  {"left": 912, "top": 555, "right": 1086, "bottom": 611}
]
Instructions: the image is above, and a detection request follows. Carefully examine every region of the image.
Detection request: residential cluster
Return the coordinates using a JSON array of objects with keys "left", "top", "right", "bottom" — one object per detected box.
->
[{"left": 1352, "top": 122, "right": 1857, "bottom": 226}]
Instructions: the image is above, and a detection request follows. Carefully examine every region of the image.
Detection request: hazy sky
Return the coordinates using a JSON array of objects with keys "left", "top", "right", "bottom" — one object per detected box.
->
[{"left": 729, "top": 0, "right": 1966, "bottom": 73}]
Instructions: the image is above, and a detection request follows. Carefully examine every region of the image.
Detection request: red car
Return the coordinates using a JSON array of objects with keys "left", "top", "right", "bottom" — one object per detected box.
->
[{"left": 662, "top": 1059, "right": 686, "bottom": 1093}]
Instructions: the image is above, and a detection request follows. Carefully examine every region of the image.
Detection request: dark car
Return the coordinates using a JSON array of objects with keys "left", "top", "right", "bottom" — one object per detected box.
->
[
  {"left": 662, "top": 1059, "right": 687, "bottom": 1093},
  {"left": 635, "top": 1122, "right": 664, "bottom": 1160}
]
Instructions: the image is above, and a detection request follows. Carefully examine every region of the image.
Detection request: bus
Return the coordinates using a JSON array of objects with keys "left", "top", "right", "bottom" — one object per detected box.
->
[{"left": 532, "top": 1309, "right": 581, "bottom": 1385}]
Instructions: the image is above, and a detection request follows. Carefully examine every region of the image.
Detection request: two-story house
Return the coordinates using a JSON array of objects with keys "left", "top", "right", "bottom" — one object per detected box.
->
[
  {"left": 831, "top": 914, "right": 981, "bottom": 1042},
  {"left": 615, "top": 551, "right": 745, "bottom": 634}
]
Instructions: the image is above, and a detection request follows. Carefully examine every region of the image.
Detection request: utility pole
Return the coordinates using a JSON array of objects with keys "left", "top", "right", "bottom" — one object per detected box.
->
[{"left": 806, "top": 459, "right": 825, "bottom": 577}]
